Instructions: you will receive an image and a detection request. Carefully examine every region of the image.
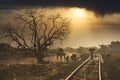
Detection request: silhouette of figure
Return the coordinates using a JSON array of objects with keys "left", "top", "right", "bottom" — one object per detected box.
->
[
  {"left": 71, "top": 54, "right": 77, "bottom": 62},
  {"left": 89, "top": 48, "right": 95, "bottom": 59},
  {"left": 57, "top": 48, "right": 65, "bottom": 62}
]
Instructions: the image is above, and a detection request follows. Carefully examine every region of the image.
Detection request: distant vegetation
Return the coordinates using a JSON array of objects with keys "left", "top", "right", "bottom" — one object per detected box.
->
[
  {"left": 0, "top": 41, "right": 120, "bottom": 62},
  {"left": 98, "top": 41, "right": 120, "bottom": 59},
  {"left": 0, "top": 43, "right": 13, "bottom": 51}
]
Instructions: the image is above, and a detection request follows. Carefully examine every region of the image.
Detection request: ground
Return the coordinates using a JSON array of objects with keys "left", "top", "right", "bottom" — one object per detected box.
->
[{"left": 0, "top": 52, "right": 88, "bottom": 80}]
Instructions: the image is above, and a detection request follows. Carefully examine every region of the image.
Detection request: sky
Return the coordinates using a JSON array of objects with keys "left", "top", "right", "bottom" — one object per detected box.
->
[{"left": 0, "top": 0, "right": 120, "bottom": 48}]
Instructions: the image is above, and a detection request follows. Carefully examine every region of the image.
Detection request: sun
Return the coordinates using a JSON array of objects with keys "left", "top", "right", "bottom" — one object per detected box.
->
[
  {"left": 74, "top": 8, "right": 84, "bottom": 15},
  {"left": 69, "top": 7, "right": 86, "bottom": 17},
  {"left": 66, "top": 7, "right": 96, "bottom": 30}
]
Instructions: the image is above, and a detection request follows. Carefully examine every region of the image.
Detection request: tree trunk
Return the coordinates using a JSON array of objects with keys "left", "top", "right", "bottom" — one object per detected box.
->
[{"left": 36, "top": 52, "right": 45, "bottom": 63}]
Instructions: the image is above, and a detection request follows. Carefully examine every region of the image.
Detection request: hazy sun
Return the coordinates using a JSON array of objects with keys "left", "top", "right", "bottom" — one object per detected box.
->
[
  {"left": 65, "top": 7, "right": 96, "bottom": 30},
  {"left": 70, "top": 8, "right": 86, "bottom": 17},
  {"left": 74, "top": 8, "right": 84, "bottom": 15}
]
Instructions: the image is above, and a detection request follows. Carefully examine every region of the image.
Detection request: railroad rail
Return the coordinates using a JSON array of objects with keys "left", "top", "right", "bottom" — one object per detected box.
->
[{"left": 65, "top": 54, "right": 103, "bottom": 80}]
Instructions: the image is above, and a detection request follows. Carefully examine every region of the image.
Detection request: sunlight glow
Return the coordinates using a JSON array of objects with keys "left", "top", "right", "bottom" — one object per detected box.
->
[
  {"left": 66, "top": 8, "right": 91, "bottom": 30},
  {"left": 74, "top": 8, "right": 84, "bottom": 15},
  {"left": 70, "top": 8, "right": 86, "bottom": 17}
]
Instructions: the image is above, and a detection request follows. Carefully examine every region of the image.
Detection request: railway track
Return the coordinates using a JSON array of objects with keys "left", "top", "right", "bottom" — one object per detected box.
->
[{"left": 65, "top": 54, "right": 102, "bottom": 80}]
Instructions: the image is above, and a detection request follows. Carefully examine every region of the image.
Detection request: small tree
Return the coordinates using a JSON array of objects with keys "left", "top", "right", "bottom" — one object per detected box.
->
[
  {"left": 0, "top": 9, "right": 70, "bottom": 63},
  {"left": 98, "top": 45, "right": 111, "bottom": 54}
]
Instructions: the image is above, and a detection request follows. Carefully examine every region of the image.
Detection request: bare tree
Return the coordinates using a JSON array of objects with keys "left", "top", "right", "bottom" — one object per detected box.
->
[{"left": 0, "top": 9, "right": 70, "bottom": 63}]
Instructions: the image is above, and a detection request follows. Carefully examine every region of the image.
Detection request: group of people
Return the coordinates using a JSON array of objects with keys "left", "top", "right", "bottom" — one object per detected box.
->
[
  {"left": 56, "top": 48, "right": 77, "bottom": 63},
  {"left": 56, "top": 47, "right": 95, "bottom": 63}
]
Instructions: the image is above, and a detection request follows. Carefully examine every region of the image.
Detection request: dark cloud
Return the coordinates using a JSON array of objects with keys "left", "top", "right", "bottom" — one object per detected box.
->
[{"left": 0, "top": 0, "right": 120, "bottom": 15}]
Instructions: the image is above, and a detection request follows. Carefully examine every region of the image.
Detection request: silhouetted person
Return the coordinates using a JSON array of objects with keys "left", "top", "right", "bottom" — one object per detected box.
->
[
  {"left": 57, "top": 48, "right": 65, "bottom": 62},
  {"left": 89, "top": 48, "right": 95, "bottom": 59},
  {"left": 71, "top": 54, "right": 77, "bottom": 62}
]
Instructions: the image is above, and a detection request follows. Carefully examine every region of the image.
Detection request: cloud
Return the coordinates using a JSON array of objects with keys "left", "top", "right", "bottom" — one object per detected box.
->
[{"left": 0, "top": 0, "right": 120, "bottom": 15}]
